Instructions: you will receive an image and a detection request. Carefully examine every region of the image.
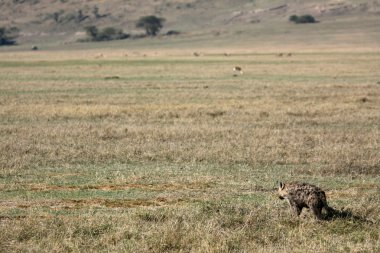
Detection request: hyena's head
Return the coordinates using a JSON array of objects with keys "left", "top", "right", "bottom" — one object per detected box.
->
[{"left": 278, "top": 182, "right": 288, "bottom": 200}]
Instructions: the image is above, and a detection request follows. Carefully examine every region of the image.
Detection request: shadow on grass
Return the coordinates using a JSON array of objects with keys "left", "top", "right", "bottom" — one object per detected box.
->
[{"left": 325, "top": 207, "right": 373, "bottom": 223}]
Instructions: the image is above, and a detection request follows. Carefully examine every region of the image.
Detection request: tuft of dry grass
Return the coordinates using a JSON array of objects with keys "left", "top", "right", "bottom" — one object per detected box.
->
[{"left": 0, "top": 50, "right": 379, "bottom": 252}]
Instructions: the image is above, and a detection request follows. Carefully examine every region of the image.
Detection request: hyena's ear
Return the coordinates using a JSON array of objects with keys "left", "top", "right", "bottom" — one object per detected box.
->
[{"left": 279, "top": 182, "right": 285, "bottom": 190}]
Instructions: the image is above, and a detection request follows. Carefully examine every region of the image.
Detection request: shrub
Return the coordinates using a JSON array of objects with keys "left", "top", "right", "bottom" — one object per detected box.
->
[
  {"left": 84, "top": 26, "right": 98, "bottom": 39},
  {"left": 96, "top": 27, "right": 128, "bottom": 41},
  {"left": 166, "top": 30, "right": 180, "bottom": 36},
  {"left": 0, "top": 26, "right": 19, "bottom": 46},
  {"left": 83, "top": 26, "right": 129, "bottom": 42},
  {"left": 297, "top": 15, "right": 316, "bottom": 23},
  {"left": 289, "top": 15, "right": 299, "bottom": 23},
  {"left": 289, "top": 15, "right": 316, "bottom": 24}
]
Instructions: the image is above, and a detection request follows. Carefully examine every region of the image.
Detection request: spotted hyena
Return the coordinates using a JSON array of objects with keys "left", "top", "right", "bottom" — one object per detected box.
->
[{"left": 278, "top": 182, "right": 332, "bottom": 220}]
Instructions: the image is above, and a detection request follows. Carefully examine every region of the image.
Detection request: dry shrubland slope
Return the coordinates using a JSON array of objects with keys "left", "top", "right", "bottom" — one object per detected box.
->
[{"left": 1, "top": 0, "right": 380, "bottom": 47}]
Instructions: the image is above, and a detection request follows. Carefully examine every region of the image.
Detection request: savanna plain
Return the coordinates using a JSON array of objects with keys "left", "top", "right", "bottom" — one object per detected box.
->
[{"left": 0, "top": 49, "right": 379, "bottom": 252}]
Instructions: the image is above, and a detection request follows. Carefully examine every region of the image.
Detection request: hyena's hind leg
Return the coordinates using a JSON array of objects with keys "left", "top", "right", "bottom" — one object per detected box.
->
[{"left": 322, "top": 194, "right": 335, "bottom": 218}]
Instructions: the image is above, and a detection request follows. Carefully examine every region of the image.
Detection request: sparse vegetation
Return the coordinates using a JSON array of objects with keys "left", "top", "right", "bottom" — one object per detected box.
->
[
  {"left": 0, "top": 50, "right": 379, "bottom": 252},
  {"left": 92, "top": 5, "right": 109, "bottom": 19},
  {"left": 136, "top": 15, "right": 165, "bottom": 36},
  {"left": 46, "top": 9, "right": 89, "bottom": 24},
  {"left": 76, "top": 10, "right": 89, "bottom": 23},
  {"left": 13, "top": 0, "right": 39, "bottom": 4}
]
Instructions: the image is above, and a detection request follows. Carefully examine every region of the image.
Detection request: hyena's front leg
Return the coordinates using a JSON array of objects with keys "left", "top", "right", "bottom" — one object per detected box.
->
[{"left": 291, "top": 203, "right": 302, "bottom": 217}]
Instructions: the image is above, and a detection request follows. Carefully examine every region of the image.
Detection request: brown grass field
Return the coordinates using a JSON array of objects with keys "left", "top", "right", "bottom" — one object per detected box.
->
[{"left": 0, "top": 48, "right": 380, "bottom": 252}]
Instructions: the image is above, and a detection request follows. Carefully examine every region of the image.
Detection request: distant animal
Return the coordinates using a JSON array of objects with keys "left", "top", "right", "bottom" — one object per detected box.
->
[
  {"left": 278, "top": 182, "right": 333, "bottom": 220},
  {"left": 233, "top": 66, "right": 243, "bottom": 75},
  {"left": 104, "top": 76, "right": 120, "bottom": 80},
  {"left": 192, "top": 52, "right": 200, "bottom": 57},
  {"left": 287, "top": 53, "right": 292, "bottom": 57},
  {"left": 277, "top": 53, "right": 283, "bottom": 57},
  {"left": 95, "top": 53, "right": 104, "bottom": 59}
]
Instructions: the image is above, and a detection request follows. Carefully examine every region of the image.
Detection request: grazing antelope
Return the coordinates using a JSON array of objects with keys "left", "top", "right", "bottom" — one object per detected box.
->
[{"left": 233, "top": 66, "right": 243, "bottom": 75}]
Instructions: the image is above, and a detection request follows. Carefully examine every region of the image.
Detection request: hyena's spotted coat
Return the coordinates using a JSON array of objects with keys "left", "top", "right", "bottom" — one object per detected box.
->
[{"left": 278, "top": 182, "right": 332, "bottom": 220}]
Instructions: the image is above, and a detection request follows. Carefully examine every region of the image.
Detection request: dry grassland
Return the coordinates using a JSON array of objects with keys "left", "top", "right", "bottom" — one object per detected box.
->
[{"left": 0, "top": 50, "right": 379, "bottom": 252}]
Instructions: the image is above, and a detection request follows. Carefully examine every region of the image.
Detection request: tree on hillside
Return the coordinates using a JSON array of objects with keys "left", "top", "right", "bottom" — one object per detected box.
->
[
  {"left": 136, "top": 15, "right": 165, "bottom": 36},
  {"left": 0, "top": 27, "right": 19, "bottom": 46}
]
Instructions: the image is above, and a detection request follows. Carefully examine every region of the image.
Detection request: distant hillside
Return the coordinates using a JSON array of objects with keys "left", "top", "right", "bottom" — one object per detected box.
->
[{"left": 1, "top": 0, "right": 380, "bottom": 47}]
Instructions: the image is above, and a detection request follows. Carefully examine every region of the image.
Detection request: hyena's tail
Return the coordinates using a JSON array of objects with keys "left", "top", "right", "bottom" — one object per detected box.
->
[{"left": 324, "top": 205, "right": 335, "bottom": 216}]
